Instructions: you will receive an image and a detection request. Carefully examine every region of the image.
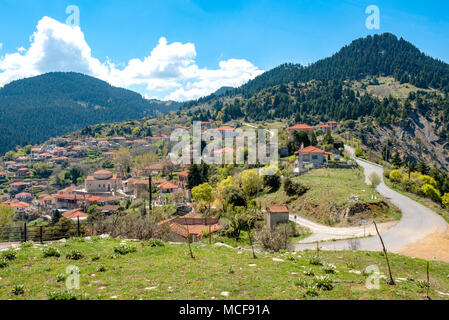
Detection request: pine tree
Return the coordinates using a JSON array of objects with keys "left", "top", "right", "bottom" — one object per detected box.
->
[
  {"left": 310, "top": 131, "right": 318, "bottom": 146},
  {"left": 417, "top": 160, "right": 430, "bottom": 175},
  {"left": 187, "top": 164, "right": 202, "bottom": 189}
]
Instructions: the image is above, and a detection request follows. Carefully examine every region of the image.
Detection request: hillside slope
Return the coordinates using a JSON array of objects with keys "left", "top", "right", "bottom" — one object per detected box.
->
[{"left": 0, "top": 72, "right": 180, "bottom": 154}]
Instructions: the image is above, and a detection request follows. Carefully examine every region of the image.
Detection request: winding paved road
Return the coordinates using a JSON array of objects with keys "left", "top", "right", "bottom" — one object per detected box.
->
[{"left": 292, "top": 146, "right": 448, "bottom": 252}]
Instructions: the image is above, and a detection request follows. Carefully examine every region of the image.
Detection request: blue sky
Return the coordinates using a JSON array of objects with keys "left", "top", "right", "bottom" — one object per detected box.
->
[{"left": 0, "top": 0, "right": 448, "bottom": 101}]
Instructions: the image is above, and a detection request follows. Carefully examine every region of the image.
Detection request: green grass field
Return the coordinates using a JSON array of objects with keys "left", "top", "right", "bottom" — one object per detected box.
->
[
  {"left": 259, "top": 168, "right": 401, "bottom": 227},
  {"left": 1, "top": 238, "right": 449, "bottom": 300}
]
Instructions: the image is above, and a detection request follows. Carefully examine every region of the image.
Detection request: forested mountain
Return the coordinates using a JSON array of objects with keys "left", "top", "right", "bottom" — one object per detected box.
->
[
  {"left": 0, "top": 72, "right": 180, "bottom": 154},
  {"left": 232, "top": 33, "right": 449, "bottom": 97},
  {"left": 184, "top": 33, "right": 449, "bottom": 170}
]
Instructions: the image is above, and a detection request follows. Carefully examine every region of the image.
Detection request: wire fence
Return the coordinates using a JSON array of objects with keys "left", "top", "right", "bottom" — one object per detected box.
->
[{"left": 0, "top": 218, "right": 87, "bottom": 243}]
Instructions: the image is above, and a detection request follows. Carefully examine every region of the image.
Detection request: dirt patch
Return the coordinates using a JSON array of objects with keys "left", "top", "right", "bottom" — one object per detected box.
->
[{"left": 396, "top": 231, "right": 449, "bottom": 263}]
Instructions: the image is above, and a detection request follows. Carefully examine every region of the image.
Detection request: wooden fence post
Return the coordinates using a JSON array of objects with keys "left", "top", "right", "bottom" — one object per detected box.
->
[
  {"left": 40, "top": 226, "right": 43, "bottom": 244},
  {"left": 77, "top": 216, "right": 80, "bottom": 237},
  {"left": 23, "top": 223, "right": 27, "bottom": 243}
]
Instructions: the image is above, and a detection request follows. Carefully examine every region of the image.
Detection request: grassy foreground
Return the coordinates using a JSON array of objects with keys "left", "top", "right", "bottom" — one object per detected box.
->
[{"left": 1, "top": 238, "right": 449, "bottom": 300}]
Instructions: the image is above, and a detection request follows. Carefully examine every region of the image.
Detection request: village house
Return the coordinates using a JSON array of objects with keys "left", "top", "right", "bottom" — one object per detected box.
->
[
  {"left": 157, "top": 213, "right": 221, "bottom": 242},
  {"left": 53, "top": 147, "right": 67, "bottom": 157},
  {"left": 326, "top": 121, "right": 338, "bottom": 131},
  {"left": 15, "top": 192, "right": 33, "bottom": 203},
  {"left": 62, "top": 208, "right": 88, "bottom": 221},
  {"left": 31, "top": 147, "right": 42, "bottom": 157},
  {"left": 265, "top": 205, "right": 290, "bottom": 229},
  {"left": 103, "top": 152, "right": 115, "bottom": 159},
  {"left": 287, "top": 124, "right": 313, "bottom": 139},
  {"left": 318, "top": 124, "right": 331, "bottom": 133},
  {"left": 10, "top": 181, "right": 30, "bottom": 193},
  {"left": 295, "top": 146, "right": 329, "bottom": 167},
  {"left": 83, "top": 169, "right": 122, "bottom": 195},
  {"left": 16, "top": 167, "right": 30, "bottom": 177},
  {"left": 140, "top": 160, "right": 175, "bottom": 176},
  {"left": 111, "top": 137, "right": 126, "bottom": 144},
  {"left": 0, "top": 172, "right": 7, "bottom": 180},
  {"left": 5, "top": 200, "right": 30, "bottom": 214},
  {"left": 0, "top": 193, "right": 10, "bottom": 202},
  {"left": 178, "top": 171, "right": 189, "bottom": 189},
  {"left": 157, "top": 181, "right": 180, "bottom": 194}
]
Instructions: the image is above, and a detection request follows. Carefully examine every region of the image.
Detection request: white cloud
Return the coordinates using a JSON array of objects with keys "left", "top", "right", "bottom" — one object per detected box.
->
[{"left": 0, "top": 16, "right": 263, "bottom": 101}]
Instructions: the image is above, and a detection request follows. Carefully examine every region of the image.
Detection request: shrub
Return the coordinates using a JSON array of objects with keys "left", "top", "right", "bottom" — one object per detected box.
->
[
  {"left": 354, "top": 147, "right": 364, "bottom": 158},
  {"left": 55, "top": 273, "right": 66, "bottom": 282},
  {"left": 43, "top": 247, "right": 60, "bottom": 258},
  {"left": 369, "top": 173, "right": 381, "bottom": 187},
  {"left": 113, "top": 243, "right": 137, "bottom": 255},
  {"left": 309, "top": 257, "right": 323, "bottom": 266},
  {"left": 1, "top": 249, "right": 16, "bottom": 261},
  {"left": 143, "top": 239, "right": 165, "bottom": 247},
  {"left": 284, "top": 177, "right": 308, "bottom": 197},
  {"left": 389, "top": 170, "right": 402, "bottom": 183},
  {"left": 418, "top": 175, "right": 437, "bottom": 188},
  {"left": 66, "top": 249, "right": 83, "bottom": 260},
  {"left": 91, "top": 254, "right": 100, "bottom": 261},
  {"left": 97, "top": 265, "right": 107, "bottom": 272},
  {"left": 421, "top": 184, "right": 442, "bottom": 203},
  {"left": 0, "top": 259, "right": 8, "bottom": 268},
  {"left": 12, "top": 284, "right": 25, "bottom": 295},
  {"left": 324, "top": 264, "right": 337, "bottom": 274},
  {"left": 303, "top": 267, "right": 315, "bottom": 276},
  {"left": 443, "top": 193, "right": 449, "bottom": 209},
  {"left": 20, "top": 241, "right": 34, "bottom": 249},
  {"left": 256, "top": 224, "right": 293, "bottom": 252},
  {"left": 47, "top": 290, "right": 85, "bottom": 300},
  {"left": 313, "top": 276, "right": 334, "bottom": 291}
]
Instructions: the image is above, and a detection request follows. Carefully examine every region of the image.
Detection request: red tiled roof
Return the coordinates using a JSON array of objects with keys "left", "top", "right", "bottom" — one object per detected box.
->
[
  {"left": 62, "top": 208, "right": 88, "bottom": 219},
  {"left": 267, "top": 205, "right": 289, "bottom": 213},
  {"left": 294, "top": 146, "right": 326, "bottom": 154},
  {"left": 157, "top": 181, "right": 179, "bottom": 190},
  {"left": 287, "top": 124, "right": 313, "bottom": 131},
  {"left": 178, "top": 170, "right": 189, "bottom": 177},
  {"left": 217, "top": 126, "right": 235, "bottom": 131}
]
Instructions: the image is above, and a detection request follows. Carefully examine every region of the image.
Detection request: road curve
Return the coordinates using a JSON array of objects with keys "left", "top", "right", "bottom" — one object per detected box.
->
[{"left": 292, "top": 146, "right": 448, "bottom": 252}]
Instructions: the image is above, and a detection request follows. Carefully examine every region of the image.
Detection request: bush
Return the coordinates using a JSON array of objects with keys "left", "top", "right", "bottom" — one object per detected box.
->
[
  {"left": 389, "top": 170, "right": 403, "bottom": 183},
  {"left": 284, "top": 177, "right": 308, "bottom": 197},
  {"left": 369, "top": 173, "right": 381, "bottom": 187},
  {"left": 66, "top": 249, "right": 83, "bottom": 260},
  {"left": 143, "top": 239, "right": 165, "bottom": 247},
  {"left": 309, "top": 257, "right": 323, "bottom": 266},
  {"left": 313, "top": 276, "right": 334, "bottom": 291},
  {"left": 354, "top": 147, "right": 364, "bottom": 158},
  {"left": 421, "top": 184, "right": 442, "bottom": 203},
  {"left": 256, "top": 224, "right": 293, "bottom": 252},
  {"left": 113, "top": 243, "right": 137, "bottom": 255},
  {"left": 47, "top": 290, "right": 85, "bottom": 300},
  {"left": 55, "top": 273, "right": 66, "bottom": 282},
  {"left": 20, "top": 241, "right": 34, "bottom": 249},
  {"left": 0, "top": 259, "right": 8, "bottom": 268},
  {"left": 43, "top": 247, "right": 60, "bottom": 258},
  {"left": 97, "top": 265, "right": 107, "bottom": 272},
  {"left": 1, "top": 249, "right": 16, "bottom": 261},
  {"left": 443, "top": 193, "right": 449, "bottom": 209},
  {"left": 12, "top": 284, "right": 25, "bottom": 295},
  {"left": 418, "top": 175, "right": 438, "bottom": 188}
]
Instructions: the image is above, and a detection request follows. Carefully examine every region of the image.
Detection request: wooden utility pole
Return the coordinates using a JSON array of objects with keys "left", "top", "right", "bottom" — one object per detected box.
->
[
  {"left": 148, "top": 174, "right": 152, "bottom": 212},
  {"left": 373, "top": 221, "right": 395, "bottom": 285}
]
